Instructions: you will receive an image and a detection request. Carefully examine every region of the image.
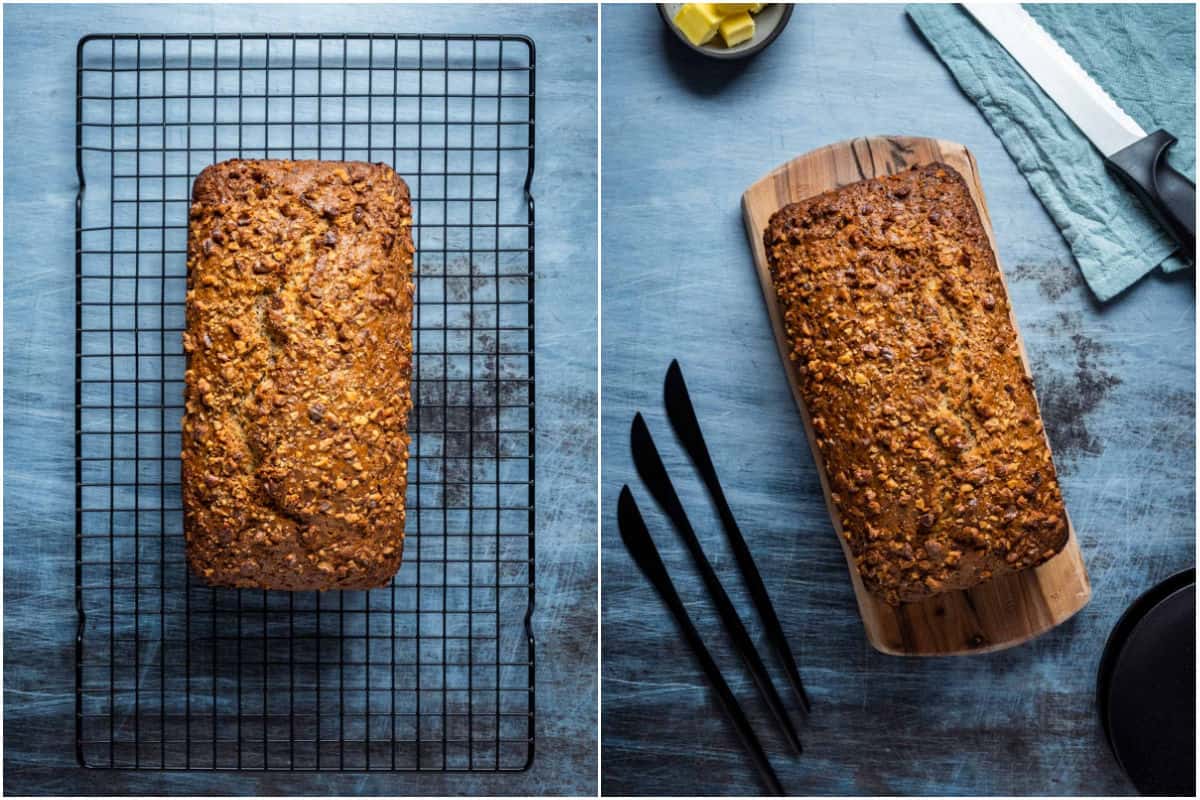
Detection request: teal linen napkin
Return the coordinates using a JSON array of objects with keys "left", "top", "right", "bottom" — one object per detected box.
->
[{"left": 908, "top": 4, "right": 1195, "bottom": 301}]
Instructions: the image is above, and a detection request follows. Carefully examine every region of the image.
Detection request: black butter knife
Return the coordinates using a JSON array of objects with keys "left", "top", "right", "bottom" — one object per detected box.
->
[
  {"left": 618, "top": 486, "right": 784, "bottom": 796},
  {"left": 665, "top": 360, "right": 811, "bottom": 713},
  {"left": 631, "top": 413, "right": 803, "bottom": 754}
]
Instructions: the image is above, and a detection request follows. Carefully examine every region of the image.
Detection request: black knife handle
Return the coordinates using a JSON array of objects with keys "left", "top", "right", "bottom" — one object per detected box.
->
[
  {"left": 708, "top": 486, "right": 811, "bottom": 713},
  {"left": 617, "top": 487, "right": 785, "bottom": 796},
  {"left": 1106, "top": 129, "right": 1195, "bottom": 264},
  {"left": 631, "top": 413, "right": 803, "bottom": 754}
]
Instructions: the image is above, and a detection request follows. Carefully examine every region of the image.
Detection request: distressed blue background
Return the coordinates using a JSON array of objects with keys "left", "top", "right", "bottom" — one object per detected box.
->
[
  {"left": 4, "top": 3, "right": 596, "bottom": 795},
  {"left": 600, "top": 3, "right": 1194, "bottom": 796}
]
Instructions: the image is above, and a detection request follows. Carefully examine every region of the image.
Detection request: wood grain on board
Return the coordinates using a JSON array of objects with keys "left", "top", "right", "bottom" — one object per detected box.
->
[{"left": 741, "top": 136, "right": 1092, "bottom": 656}]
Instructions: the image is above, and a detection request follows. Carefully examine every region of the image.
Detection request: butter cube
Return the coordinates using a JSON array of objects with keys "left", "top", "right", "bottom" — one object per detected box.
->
[
  {"left": 719, "top": 11, "right": 756, "bottom": 47},
  {"left": 673, "top": 3, "right": 723, "bottom": 46},
  {"left": 715, "top": 3, "right": 756, "bottom": 13},
  {"left": 749, "top": 3, "right": 765, "bottom": 11}
]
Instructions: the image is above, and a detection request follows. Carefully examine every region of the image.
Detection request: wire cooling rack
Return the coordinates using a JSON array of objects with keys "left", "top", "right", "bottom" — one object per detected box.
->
[{"left": 75, "top": 33, "right": 535, "bottom": 772}]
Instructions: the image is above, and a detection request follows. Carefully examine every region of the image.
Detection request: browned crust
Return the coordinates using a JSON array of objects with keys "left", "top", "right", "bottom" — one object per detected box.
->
[
  {"left": 764, "top": 163, "right": 1068, "bottom": 605},
  {"left": 183, "top": 159, "right": 414, "bottom": 590}
]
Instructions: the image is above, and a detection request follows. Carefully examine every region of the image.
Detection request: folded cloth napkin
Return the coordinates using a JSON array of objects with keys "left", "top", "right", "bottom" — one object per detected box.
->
[{"left": 908, "top": 4, "right": 1195, "bottom": 301}]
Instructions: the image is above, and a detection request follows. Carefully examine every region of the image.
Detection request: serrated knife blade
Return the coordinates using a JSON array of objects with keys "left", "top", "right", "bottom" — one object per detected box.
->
[
  {"left": 963, "top": 3, "right": 1144, "bottom": 156},
  {"left": 963, "top": 3, "right": 1195, "bottom": 262}
]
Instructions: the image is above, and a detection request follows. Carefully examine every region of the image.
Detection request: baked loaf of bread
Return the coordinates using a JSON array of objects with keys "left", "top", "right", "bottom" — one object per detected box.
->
[
  {"left": 764, "top": 163, "right": 1068, "bottom": 605},
  {"left": 182, "top": 159, "right": 414, "bottom": 590}
]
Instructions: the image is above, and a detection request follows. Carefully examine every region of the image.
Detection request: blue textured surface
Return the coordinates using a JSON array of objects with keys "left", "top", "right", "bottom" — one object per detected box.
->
[
  {"left": 600, "top": 4, "right": 1194, "bottom": 796},
  {"left": 4, "top": 3, "right": 596, "bottom": 795}
]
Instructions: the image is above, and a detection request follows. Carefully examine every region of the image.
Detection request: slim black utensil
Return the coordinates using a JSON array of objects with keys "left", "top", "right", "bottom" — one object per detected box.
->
[
  {"left": 664, "top": 359, "right": 811, "bottom": 713},
  {"left": 631, "top": 413, "right": 803, "bottom": 754},
  {"left": 617, "top": 486, "right": 785, "bottom": 796}
]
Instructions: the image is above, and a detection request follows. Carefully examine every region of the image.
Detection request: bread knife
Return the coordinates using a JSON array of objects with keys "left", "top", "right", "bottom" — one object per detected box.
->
[
  {"left": 617, "top": 486, "right": 785, "bottom": 796},
  {"left": 663, "top": 359, "right": 811, "bottom": 713},
  {"left": 631, "top": 412, "right": 803, "bottom": 754},
  {"left": 964, "top": 3, "right": 1195, "bottom": 263}
]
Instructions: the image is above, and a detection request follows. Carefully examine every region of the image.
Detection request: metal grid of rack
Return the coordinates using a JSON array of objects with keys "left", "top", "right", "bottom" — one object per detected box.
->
[{"left": 75, "top": 33, "right": 535, "bottom": 771}]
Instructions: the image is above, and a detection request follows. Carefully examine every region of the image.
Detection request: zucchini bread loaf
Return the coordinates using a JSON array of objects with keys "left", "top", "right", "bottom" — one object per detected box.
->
[
  {"left": 764, "top": 163, "right": 1068, "bottom": 605},
  {"left": 183, "top": 159, "right": 414, "bottom": 590}
]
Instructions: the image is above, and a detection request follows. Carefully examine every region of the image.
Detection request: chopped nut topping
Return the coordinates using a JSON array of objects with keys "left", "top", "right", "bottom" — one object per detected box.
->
[
  {"left": 182, "top": 159, "right": 414, "bottom": 591},
  {"left": 764, "top": 164, "right": 1069, "bottom": 605}
]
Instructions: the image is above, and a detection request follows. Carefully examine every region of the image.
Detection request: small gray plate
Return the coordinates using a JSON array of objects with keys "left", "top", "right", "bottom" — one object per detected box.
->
[{"left": 658, "top": 3, "right": 793, "bottom": 60}]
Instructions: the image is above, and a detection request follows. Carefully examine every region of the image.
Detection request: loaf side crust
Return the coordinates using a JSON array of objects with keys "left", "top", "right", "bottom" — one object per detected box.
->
[
  {"left": 764, "top": 163, "right": 1068, "bottom": 605},
  {"left": 183, "top": 159, "right": 414, "bottom": 590}
]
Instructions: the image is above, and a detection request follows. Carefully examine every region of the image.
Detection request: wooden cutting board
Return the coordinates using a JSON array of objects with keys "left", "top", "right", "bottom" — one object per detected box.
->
[{"left": 741, "top": 136, "right": 1091, "bottom": 656}]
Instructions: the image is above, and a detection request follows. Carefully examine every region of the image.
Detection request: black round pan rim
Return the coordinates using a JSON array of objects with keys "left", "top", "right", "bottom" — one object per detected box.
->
[{"left": 1096, "top": 567, "right": 1195, "bottom": 794}]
